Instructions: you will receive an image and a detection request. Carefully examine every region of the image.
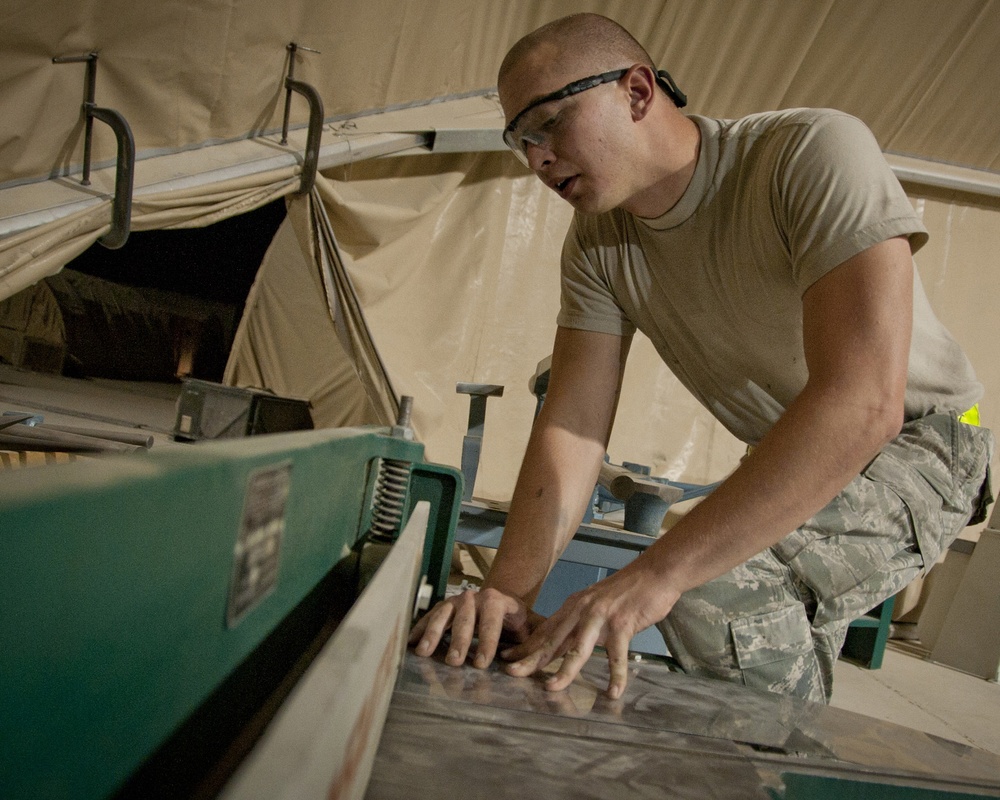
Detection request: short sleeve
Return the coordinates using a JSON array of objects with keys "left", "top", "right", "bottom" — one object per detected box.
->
[
  {"left": 556, "top": 215, "right": 637, "bottom": 337},
  {"left": 777, "top": 111, "right": 928, "bottom": 291}
]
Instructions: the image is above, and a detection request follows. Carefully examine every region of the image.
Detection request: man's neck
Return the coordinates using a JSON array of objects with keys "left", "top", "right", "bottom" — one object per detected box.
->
[{"left": 621, "top": 113, "right": 701, "bottom": 219}]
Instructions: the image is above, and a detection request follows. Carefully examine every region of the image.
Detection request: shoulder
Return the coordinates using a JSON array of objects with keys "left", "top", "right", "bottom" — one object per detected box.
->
[
  {"left": 703, "top": 108, "right": 876, "bottom": 158},
  {"left": 561, "top": 210, "right": 635, "bottom": 285},
  {"left": 739, "top": 109, "right": 878, "bottom": 158},
  {"left": 708, "top": 109, "right": 887, "bottom": 189},
  {"left": 717, "top": 108, "right": 871, "bottom": 138}
]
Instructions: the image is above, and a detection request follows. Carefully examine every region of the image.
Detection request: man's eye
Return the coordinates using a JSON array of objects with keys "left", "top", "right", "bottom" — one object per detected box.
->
[{"left": 539, "top": 112, "right": 561, "bottom": 131}]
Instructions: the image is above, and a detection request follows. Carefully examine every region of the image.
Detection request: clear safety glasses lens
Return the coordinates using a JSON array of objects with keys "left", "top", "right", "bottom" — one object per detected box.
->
[
  {"left": 502, "top": 68, "right": 687, "bottom": 166},
  {"left": 503, "top": 126, "right": 542, "bottom": 167},
  {"left": 502, "top": 68, "right": 628, "bottom": 166}
]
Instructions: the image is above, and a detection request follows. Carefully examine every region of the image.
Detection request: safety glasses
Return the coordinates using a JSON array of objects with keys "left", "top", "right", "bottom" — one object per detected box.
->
[{"left": 502, "top": 66, "right": 687, "bottom": 166}]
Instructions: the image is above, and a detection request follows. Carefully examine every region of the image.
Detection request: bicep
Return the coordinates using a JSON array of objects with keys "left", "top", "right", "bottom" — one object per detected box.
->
[{"left": 801, "top": 236, "right": 912, "bottom": 408}]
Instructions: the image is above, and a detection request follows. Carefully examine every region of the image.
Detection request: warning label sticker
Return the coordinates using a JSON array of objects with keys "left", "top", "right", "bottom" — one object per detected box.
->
[{"left": 226, "top": 461, "right": 291, "bottom": 627}]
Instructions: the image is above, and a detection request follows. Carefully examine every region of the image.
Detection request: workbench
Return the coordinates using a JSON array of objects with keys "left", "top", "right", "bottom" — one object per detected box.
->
[{"left": 368, "top": 649, "right": 1000, "bottom": 799}]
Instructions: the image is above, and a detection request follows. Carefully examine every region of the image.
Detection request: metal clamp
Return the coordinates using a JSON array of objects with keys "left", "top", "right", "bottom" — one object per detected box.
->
[
  {"left": 281, "top": 43, "right": 325, "bottom": 196},
  {"left": 52, "top": 52, "right": 135, "bottom": 249}
]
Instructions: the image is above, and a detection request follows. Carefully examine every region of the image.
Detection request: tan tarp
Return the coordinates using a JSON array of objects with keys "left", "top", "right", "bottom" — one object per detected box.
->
[
  {"left": 5, "top": 1, "right": 1000, "bottom": 301},
  {"left": 2, "top": 1, "right": 1000, "bottom": 503},
  {"left": 224, "top": 183, "right": 401, "bottom": 430},
  {"left": 3, "top": 0, "right": 1000, "bottom": 186},
  {"left": 0, "top": 170, "right": 298, "bottom": 300},
  {"left": 223, "top": 199, "right": 383, "bottom": 431}
]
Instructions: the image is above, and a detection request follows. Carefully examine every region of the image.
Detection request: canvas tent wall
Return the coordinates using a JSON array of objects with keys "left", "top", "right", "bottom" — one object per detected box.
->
[{"left": 2, "top": 0, "right": 999, "bottom": 503}]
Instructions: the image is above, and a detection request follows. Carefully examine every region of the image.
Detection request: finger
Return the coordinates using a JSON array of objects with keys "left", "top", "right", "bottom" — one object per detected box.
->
[
  {"left": 603, "top": 632, "right": 632, "bottom": 700},
  {"left": 544, "top": 625, "right": 601, "bottom": 692},
  {"left": 503, "top": 639, "right": 557, "bottom": 677},
  {"left": 500, "top": 602, "right": 574, "bottom": 663},
  {"left": 471, "top": 592, "right": 513, "bottom": 669},
  {"left": 507, "top": 595, "right": 592, "bottom": 663},
  {"left": 408, "top": 605, "right": 434, "bottom": 643},
  {"left": 505, "top": 613, "right": 581, "bottom": 677},
  {"left": 444, "top": 592, "right": 479, "bottom": 666},
  {"left": 410, "top": 600, "right": 455, "bottom": 657},
  {"left": 544, "top": 645, "right": 592, "bottom": 692},
  {"left": 500, "top": 615, "right": 558, "bottom": 665},
  {"left": 502, "top": 605, "right": 545, "bottom": 645}
]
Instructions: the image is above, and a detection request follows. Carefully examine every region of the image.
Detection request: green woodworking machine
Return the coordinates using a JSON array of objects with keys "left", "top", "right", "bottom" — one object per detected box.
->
[{"left": 0, "top": 420, "right": 462, "bottom": 799}]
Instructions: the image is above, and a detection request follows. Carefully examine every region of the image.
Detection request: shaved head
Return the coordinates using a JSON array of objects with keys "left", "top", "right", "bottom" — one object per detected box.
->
[
  {"left": 499, "top": 13, "right": 655, "bottom": 88},
  {"left": 495, "top": 12, "right": 698, "bottom": 219}
]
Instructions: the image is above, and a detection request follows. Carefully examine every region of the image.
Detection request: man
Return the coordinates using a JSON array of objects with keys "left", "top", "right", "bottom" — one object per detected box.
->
[{"left": 410, "top": 13, "right": 994, "bottom": 703}]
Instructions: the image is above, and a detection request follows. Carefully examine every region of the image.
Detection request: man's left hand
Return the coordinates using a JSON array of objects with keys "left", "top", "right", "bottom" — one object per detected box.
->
[{"left": 499, "top": 566, "right": 677, "bottom": 699}]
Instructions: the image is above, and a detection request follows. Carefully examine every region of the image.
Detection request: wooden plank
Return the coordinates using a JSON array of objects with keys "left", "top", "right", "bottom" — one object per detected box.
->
[
  {"left": 598, "top": 461, "right": 684, "bottom": 503},
  {"left": 219, "top": 502, "right": 430, "bottom": 800}
]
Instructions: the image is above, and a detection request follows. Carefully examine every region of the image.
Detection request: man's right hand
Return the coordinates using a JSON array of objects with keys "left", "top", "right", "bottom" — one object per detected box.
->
[
  {"left": 408, "top": 586, "right": 543, "bottom": 670},
  {"left": 410, "top": 329, "right": 628, "bottom": 673}
]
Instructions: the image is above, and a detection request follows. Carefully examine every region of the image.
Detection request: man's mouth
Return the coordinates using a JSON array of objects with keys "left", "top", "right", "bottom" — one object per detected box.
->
[{"left": 554, "top": 176, "right": 576, "bottom": 195}]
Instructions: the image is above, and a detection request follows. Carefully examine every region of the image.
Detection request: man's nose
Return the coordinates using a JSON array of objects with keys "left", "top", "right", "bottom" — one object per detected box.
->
[{"left": 525, "top": 140, "right": 554, "bottom": 171}]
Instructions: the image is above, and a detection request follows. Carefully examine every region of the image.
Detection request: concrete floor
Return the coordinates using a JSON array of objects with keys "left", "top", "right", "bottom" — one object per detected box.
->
[
  {"left": 833, "top": 639, "right": 1000, "bottom": 757},
  {"left": 4, "top": 364, "right": 999, "bottom": 761}
]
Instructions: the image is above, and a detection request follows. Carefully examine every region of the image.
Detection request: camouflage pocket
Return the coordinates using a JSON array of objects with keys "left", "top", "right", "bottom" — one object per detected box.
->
[
  {"left": 731, "top": 603, "right": 815, "bottom": 695},
  {"left": 862, "top": 413, "right": 992, "bottom": 569}
]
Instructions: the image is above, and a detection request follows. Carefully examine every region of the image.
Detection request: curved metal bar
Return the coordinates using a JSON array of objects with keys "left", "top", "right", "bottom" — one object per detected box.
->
[
  {"left": 87, "top": 105, "right": 135, "bottom": 249},
  {"left": 283, "top": 77, "right": 324, "bottom": 195},
  {"left": 53, "top": 52, "right": 135, "bottom": 249}
]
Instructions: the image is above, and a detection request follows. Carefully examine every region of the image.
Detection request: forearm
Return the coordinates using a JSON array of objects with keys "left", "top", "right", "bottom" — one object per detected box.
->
[
  {"left": 498, "top": 386, "right": 904, "bottom": 698},
  {"left": 636, "top": 380, "right": 902, "bottom": 598},
  {"left": 481, "top": 327, "right": 630, "bottom": 605},
  {"left": 409, "top": 353, "right": 619, "bottom": 673},
  {"left": 483, "top": 409, "right": 607, "bottom": 604}
]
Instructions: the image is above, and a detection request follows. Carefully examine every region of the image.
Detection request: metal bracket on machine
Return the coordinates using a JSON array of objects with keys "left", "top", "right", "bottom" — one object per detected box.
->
[
  {"left": 456, "top": 383, "right": 505, "bottom": 502},
  {"left": 595, "top": 460, "right": 722, "bottom": 535},
  {"left": 281, "top": 42, "right": 324, "bottom": 196},
  {"left": 52, "top": 52, "right": 136, "bottom": 249}
]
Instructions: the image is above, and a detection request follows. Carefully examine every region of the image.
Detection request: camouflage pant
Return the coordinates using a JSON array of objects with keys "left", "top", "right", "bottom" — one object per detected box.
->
[{"left": 656, "top": 412, "right": 994, "bottom": 704}]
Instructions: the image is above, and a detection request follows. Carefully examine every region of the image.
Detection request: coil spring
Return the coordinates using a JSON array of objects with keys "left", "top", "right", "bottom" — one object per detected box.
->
[{"left": 369, "top": 458, "right": 410, "bottom": 540}]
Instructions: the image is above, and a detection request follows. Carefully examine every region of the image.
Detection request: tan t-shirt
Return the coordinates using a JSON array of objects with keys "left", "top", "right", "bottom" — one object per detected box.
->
[{"left": 559, "top": 109, "right": 982, "bottom": 444}]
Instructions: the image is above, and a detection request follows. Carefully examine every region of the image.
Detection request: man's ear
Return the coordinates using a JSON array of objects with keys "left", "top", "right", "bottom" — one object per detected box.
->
[{"left": 626, "top": 64, "right": 657, "bottom": 121}]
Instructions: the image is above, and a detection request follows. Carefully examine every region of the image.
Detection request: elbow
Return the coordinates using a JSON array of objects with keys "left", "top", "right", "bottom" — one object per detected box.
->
[
  {"left": 816, "top": 381, "right": 904, "bottom": 455},
  {"left": 871, "top": 393, "right": 905, "bottom": 449}
]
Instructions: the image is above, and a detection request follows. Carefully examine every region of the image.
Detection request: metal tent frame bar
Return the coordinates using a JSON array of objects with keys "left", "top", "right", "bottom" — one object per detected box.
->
[{"left": 7, "top": 80, "right": 998, "bottom": 246}]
